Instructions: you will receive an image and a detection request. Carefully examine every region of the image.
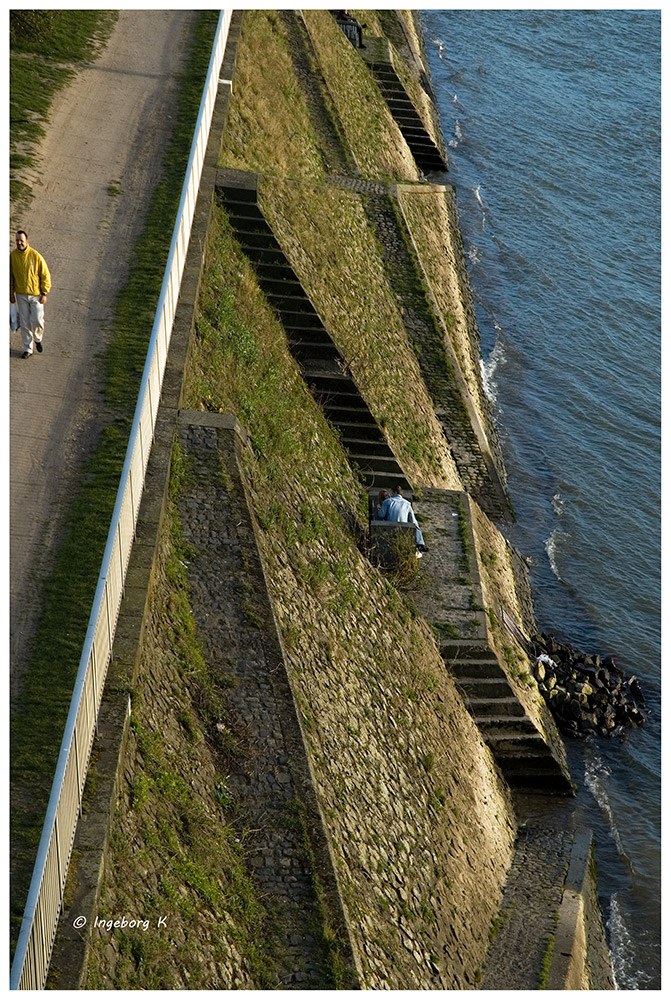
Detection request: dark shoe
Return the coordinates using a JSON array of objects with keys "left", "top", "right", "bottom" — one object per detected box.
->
[
  {"left": 21, "top": 351, "right": 31, "bottom": 359},
  {"left": 417, "top": 544, "right": 429, "bottom": 552},
  {"left": 35, "top": 341, "right": 43, "bottom": 353},
  {"left": 359, "top": 43, "right": 367, "bottom": 48}
]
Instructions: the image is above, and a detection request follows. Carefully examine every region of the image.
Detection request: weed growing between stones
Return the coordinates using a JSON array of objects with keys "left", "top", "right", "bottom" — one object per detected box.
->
[
  {"left": 488, "top": 909, "right": 508, "bottom": 943},
  {"left": 385, "top": 529, "right": 421, "bottom": 588},
  {"left": 537, "top": 909, "right": 560, "bottom": 989}
]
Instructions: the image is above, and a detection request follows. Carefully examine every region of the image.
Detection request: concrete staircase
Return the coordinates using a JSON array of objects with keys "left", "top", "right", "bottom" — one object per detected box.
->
[
  {"left": 217, "top": 174, "right": 410, "bottom": 492},
  {"left": 406, "top": 489, "right": 572, "bottom": 793},
  {"left": 440, "top": 642, "right": 571, "bottom": 791},
  {"left": 365, "top": 60, "right": 447, "bottom": 173}
]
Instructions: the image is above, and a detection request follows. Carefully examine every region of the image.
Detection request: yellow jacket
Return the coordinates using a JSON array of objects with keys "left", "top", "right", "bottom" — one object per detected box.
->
[{"left": 10, "top": 246, "right": 51, "bottom": 297}]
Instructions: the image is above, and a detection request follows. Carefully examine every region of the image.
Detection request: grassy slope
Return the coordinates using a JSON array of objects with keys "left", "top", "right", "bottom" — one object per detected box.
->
[
  {"left": 258, "top": 177, "right": 461, "bottom": 487},
  {"left": 10, "top": 11, "right": 118, "bottom": 204}
]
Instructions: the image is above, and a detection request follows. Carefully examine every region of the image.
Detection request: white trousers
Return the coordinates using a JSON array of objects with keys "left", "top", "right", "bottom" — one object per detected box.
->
[{"left": 15, "top": 294, "right": 45, "bottom": 353}]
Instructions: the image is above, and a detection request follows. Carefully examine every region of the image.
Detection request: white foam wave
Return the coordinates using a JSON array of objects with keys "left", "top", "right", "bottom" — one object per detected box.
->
[
  {"left": 472, "top": 185, "right": 487, "bottom": 230},
  {"left": 584, "top": 751, "right": 629, "bottom": 862},
  {"left": 608, "top": 893, "right": 653, "bottom": 989},
  {"left": 455, "top": 120, "right": 463, "bottom": 141},
  {"left": 544, "top": 527, "right": 565, "bottom": 580},
  {"left": 468, "top": 244, "right": 481, "bottom": 266},
  {"left": 551, "top": 491, "right": 565, "bottom": 517},
  {"left": 480, "top": 337, "right": 506, "bottom": 404}
]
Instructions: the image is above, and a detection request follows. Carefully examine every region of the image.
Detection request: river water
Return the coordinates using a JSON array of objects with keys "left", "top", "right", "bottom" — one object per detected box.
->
[{"left": 420, "top": 9, "right": 660, "bottom": 989}]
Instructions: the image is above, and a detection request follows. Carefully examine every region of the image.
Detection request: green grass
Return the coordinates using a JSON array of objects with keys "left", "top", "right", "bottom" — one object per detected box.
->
[
  {"left": 10, "top": 11, "right": 118, "bottom": 204},
  {"left": 488, "top": 909, "right": 507, "bottom": 943},
  {"left": 259, "top": 178, "right": 457, "bottom": 486},
  {"left": 537, "top": 911, "right": 560, "bottom": 988},
  {"left": 10, "top": 10, "right": 219, "bottom": 949}
]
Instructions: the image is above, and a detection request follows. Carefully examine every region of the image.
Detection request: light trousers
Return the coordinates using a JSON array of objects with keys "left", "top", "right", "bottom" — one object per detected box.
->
[{"left": 15, "top": 294, "right": 45, "bottom": 353}]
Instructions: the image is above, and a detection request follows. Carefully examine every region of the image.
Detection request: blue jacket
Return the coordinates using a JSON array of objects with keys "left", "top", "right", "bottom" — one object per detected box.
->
[{"left": 377, "top": 495, "right": 425, "bottom": 546}]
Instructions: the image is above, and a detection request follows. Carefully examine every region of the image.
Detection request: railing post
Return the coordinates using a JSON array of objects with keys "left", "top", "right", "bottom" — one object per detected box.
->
[
  {"left": 105, "top": 581, "right": 113, "bottom": 662},
  {"left": 53, "top": 817, "right": 63, "bottom": 910},
  {"left": 91, "top": 644, "right": 99, "bottom": 730},
  {"left": 73, "top": 728, "right": 82, "bottom": 816},
  {"left": 118, "top": 520, "right": 124, "bottom": 593}
]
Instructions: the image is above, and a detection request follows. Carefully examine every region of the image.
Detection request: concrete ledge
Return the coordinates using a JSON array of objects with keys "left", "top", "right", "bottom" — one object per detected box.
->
[{"left": 547, "top": 831, "right": 615, "bottom": 989}]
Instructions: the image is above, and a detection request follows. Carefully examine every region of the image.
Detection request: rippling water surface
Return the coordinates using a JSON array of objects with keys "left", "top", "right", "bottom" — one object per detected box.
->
[{"left": 421, "top": 9, "right": 660, "bottom": 988}]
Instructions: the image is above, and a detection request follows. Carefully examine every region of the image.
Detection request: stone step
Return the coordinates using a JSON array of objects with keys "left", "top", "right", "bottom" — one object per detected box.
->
[
  {"left": 475, "top": 715, "right": 539, "bottom": 735},
  {"left": 454, "top": 676, "right": 512, "bottom": 699},
  {"left": 386, "top": 99, "right": 420, "bottom": 114},
  {"left": 253, "top": 262, "right": 298, "bottom": 281},
  {"left": 219, "top": 185, "right": 257, "bottom": 204},
  {"left": 340, "top": 438, "right": 395, "bottom": 459},
  {"left": 319, "top": 419, "right": 387, "bottom": 443},
  {"left": 321, "top": 404, "right": 380, "bottom": 425},
  {"left": 241, "top": 246, "right": 287, "bottom": 266},
  {"left": 286, "top": 327, "right": 332, "bottom": 345},
  {"left": 449, "top": 658, "right": 506, "bottom": 679},
  {"left": 225, "top": 207, "right": 266, "bottom": 226},
  {"left": 264, "top": 292, "right": 313, "bottom": 310},
  {"left": 288, "top": 341, "right": 340, "bottom": 361},
  {"left": 364, "top": 471, "right": 412, "bottom": 492},
  {"left": 307, "top": 373, "right": 357, "bottom": 392},
  {"left": 440, "top": 641, "right": 499, "bottom": 662},
  {"left": 276, "top": 310, "right": 323, "bottom": 329},
  {"left": 347, "top": 453, "right": 405, "bottom": 475},
  {"left": 399, "top": 129, "right": 437, "bottom": 144},
  {"left": 237, "top": 232, "right": 283, "bottom": 251},
  {"left": 314, "top": 391, "right": 365, "bottom": 410},
  {"left": 497, "top": 753, "right": 564, "bottom": 771},
  {"left": 503, "top": 769, "right": 573, "bottom": 792},
  {"left": 484, "top": 732, "right": 547, "bottom": 755},
  {"left": 231, "top": 219, "right": 277, "bottom": 238},
  {"left": 257, "top": 277, "right": 305, "bottom": 297},
  {"left": 467, "top": 697, "right": 527, "bottom": 719},
  {"left": 382, "top": 92, "right": 414, "bottom": 106}
]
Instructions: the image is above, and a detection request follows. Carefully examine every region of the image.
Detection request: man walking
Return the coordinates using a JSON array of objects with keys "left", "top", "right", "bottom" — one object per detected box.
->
[{"left": 10, "top": 230, "right": 51, "bottom": 358}]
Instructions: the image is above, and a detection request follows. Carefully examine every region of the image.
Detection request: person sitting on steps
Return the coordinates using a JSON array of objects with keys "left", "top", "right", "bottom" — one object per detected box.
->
[
  {"left": 377, "top": 484, "right": 428, "bottom": 556},
  {"left": 375, "top": 488, "right": 391, "bottom": 518},
  {"left": 331, "top": 10, "right": 367, "bottom": 48}
]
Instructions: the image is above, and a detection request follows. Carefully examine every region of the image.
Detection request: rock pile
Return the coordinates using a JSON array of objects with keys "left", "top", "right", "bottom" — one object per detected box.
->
[{"left": 530, "top": 633, "right": 647, "bottom": 739}]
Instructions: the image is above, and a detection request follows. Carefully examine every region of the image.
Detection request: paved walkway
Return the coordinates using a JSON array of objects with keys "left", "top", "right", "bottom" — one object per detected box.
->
[
  {"left": 9, "top": 11, "right": 197, "bottom": 698},
  {"left": 480, "top": 821, "right": 575, "bottom": 988}
]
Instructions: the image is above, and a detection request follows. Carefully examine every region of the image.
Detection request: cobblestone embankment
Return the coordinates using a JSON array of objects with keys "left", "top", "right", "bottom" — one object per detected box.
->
[{"left": 176, "top": 414, "right": 357, "bottom": 988}]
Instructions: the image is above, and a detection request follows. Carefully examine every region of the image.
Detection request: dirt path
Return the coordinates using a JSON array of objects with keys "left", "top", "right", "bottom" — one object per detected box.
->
[{"left": 9, "top": 10, "right": 198, "bottom": 699}]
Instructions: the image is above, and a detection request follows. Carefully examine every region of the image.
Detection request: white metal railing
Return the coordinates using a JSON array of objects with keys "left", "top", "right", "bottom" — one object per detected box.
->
[{"left": 10, "top": 10, "right": 232, "bottom": 989}]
